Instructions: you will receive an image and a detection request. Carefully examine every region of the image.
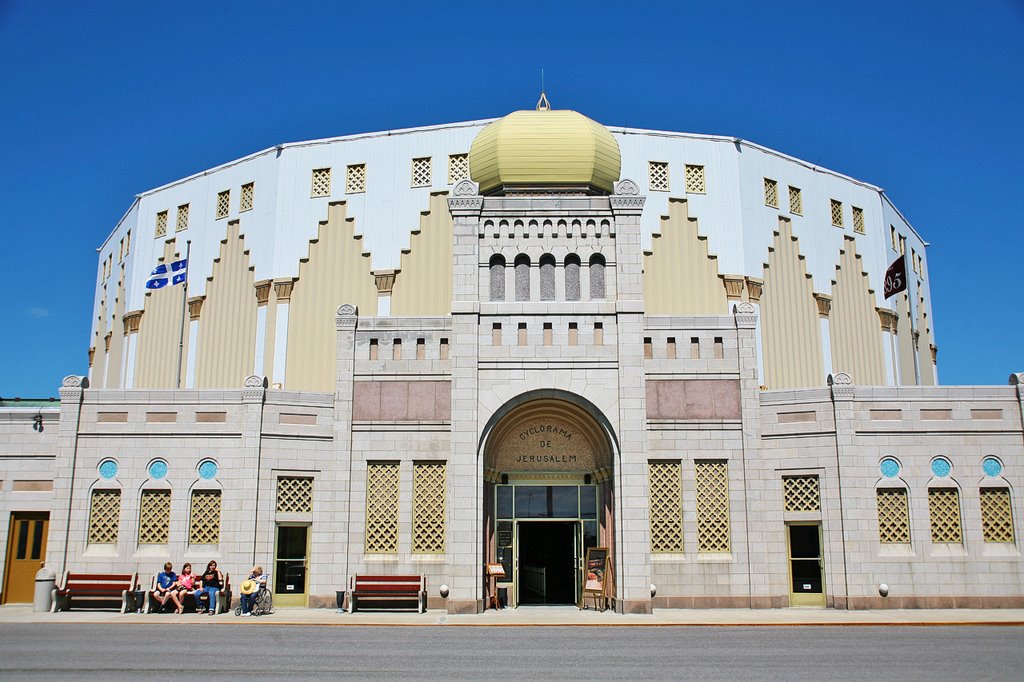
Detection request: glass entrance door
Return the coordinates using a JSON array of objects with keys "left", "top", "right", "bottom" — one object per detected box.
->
[
  {"left": 788, "top": 523, "right": 826, "bottom": 606},
  {"left": 2, "top": 513, "right": 49, "bottom": 604},
  {"left": 274, "top": 524, "right": 309, "bottom": 607}
]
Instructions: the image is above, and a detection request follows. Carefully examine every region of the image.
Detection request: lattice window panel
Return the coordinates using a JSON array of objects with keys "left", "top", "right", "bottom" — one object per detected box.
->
[
  {"left": 764, "top": 178, "right": 778, "bottom": 207},
  {"left": 685, "top": 164, "right": 705, "bottom": 193},
  {"left": 448, "top": 154, "right": 469, "bottom": 184},
  {"left": 155, "top": 211, "right": 168, "bottom": 238},
  {"left": 695, "top": 461, "right": 731, "bottom": 552},
  {"left": 648, "top": 161, "right": 669, "bottom": 191},
  {"left": 412, "top": 462, "right": 446, "bottom": 553},
  {"left": 189, "top": 490, "right": 222, "bottom": 545},
  {"left": 176, "top": 204, "right": 189, "bottom": 232},
  {"left": 830, "top": 199, "right": 844, "bottom": 227},
  {"left": 928, "top": 488, "right": 962, "bottom": 543},
  {"left": 215, "top": 190, "right": 230, "bottom": 219},
  {"left": 346, "top": 164, "right": 366, "bottom": 193},
  {"left": 852, "top": 206, "right": 865, "bottom": 233},
  {"left": 138, "top": 490, "right": 171, "bottom": 544},
  {"left": 365, "top": 462, "right": 400, "bottom": 553},
  {"left": 649, "top": 461, "right": 684, "bottom": 552},
  {"left": 980, "top": 488, "right": 1015, "bottom": 543},
  {"left": 788, "top": 186, "right": 802, "bottom": 215},
  {"left": 240, "top": 182, "right": 254, "bottom": 211},
  {"left": 876, "top": 488, "right": 911, "bottom": 543},
  {"left": 277, "top": 477, "right": 313, "bottom": 513},
  {"left": 783, "top": 475, "right": 820, "bottom": 512},
  {"left": 88, "top": 489, "right": 121, "bottom": 545},
  {"left": 311, "top": 167, "right": 332, "bottom": 197},
  {"left": 411, "top": 157, "right": 432, "bottom": 187}
]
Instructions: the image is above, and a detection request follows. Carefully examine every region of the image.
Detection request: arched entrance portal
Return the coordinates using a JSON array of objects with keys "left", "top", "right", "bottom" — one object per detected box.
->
[{"left": 481, "top": 393, "right": 615, "bottom": 607}]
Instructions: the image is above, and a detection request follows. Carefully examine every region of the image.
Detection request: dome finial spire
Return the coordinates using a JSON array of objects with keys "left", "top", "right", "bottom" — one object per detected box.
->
[{"left": 536, "top": 90, "right": 551, "bottom": 111}]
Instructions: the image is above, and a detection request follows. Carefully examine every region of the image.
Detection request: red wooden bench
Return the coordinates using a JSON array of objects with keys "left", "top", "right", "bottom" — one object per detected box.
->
[
  {"left": 51, "top": 570, "right": 138, "bottom": 613},
  {"left": 348, "top": 574, "right": 426, "bottom": 613}
]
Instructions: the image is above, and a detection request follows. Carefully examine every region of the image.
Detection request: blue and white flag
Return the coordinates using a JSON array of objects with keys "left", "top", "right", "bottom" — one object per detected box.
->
[{"left": 145, "top": 259, "right": 188, "bottom": 290}]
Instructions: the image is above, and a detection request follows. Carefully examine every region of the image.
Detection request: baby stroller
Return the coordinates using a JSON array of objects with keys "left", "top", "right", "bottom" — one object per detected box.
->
[{"left": 235, "top": 576, "right": 273, "bottom": 617}]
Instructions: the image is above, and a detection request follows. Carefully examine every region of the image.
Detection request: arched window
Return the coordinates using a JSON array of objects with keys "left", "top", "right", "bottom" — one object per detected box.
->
[
  {"left": 539, "top": 254, "right": 556, "bottom": 301},
  {"left": 489, "top": 254, "right": 506, "bottom": 301},
  {"left": 564, "top": 254, "right": 581, "bottom": 301},
  {"left": 589, "top": 253, "right": 606, "bottom": 300},
  {"left": 515, "top": 254, "right": 531, "bottom": 301}
]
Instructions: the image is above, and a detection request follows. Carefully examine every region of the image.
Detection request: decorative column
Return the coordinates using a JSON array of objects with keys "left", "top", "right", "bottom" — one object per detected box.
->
[
  {"left": 745, "top": 277, "right": 765, "bottom": 386},
  {"left": 253, "top": 280, "right": 271, "bottom": 376},
  {"left": 876, "top": 307, "right": 899, "bottom": 385},
  {"left": 332, "top": 305, "right": 359, "bottom": 600},
  {"left": 241, "top": 375, "right": 268, "bottom": 570},
  {"left": 446, "top": 179, "right": 484, "bottom": 614},
  {"left": 813, "top": 293, "right": 833, "bottom": 379},
  {"left": 48, "top": 375, "right": 88, "bottom": 574},
  {"left": 121, "top": 311, "right": 142, "bottom": 389},
  {"left": 610, "top": 179, "right": 652, "bottom": 614},
  {"left": 1011, "top": 373, "right": 1024, "bottom": 452},
  {"left": 373, "top": 269, "right": 398, "bottom": 316},
  {"left": 184, "top": 297, "right": 204, "bottom": 388},
  {"left": 733, "top": 302, "right": 762, "bottom": 605},
  {"left": 827, "top": 371, "right": 854, "bottom": 609},
  {"left": 271, "top": 278, "right": 296, "bottom": 389}
]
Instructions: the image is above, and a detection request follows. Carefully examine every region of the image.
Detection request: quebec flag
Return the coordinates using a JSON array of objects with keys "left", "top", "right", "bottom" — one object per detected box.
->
[{"left": 145, "top": 259, "right": 188, "bottom": 290}]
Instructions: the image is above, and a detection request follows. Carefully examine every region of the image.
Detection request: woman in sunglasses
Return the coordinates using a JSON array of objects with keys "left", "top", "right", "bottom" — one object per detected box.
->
[{"left": 195, "top": 560, "right": 224, "bottom": 615}]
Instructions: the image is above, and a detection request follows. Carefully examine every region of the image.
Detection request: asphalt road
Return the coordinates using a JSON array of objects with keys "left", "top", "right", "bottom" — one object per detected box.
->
[{"left": 1, "top": 624, "right": 1021, "bottom": 680}]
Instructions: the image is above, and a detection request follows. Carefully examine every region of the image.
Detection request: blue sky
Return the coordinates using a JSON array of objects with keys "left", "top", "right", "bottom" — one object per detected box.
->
[{"left": 0, "top": 0, "right": 1021, "bottom": 396}]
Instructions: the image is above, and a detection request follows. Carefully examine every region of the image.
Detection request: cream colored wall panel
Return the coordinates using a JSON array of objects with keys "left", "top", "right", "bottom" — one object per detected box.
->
[
  {"left": 91, "top": 290, "right": 108, "bottom": 386},
  {"left": 104, "top": 268, "right": 126, "bottom": 388},
  {"left": 829, "top": 238, "right": 885, "bottom": 384},
  {"left": 391, "top": 192, "right": 453, "bottom": 316},
  {"left": 285, "top": 202, "right": 377, "bottom": 392},
  {"left": 917, "top": 288, "right": 936, "bottom": 385},
  {"left": 642, "top": 198, "right": 727, "bottom": 315},
  {"left": 895, "top": 292, "right": 917, "bottom": 385},
  {"left": 135, "top": 240, "right": 186, "bottom": 388},
  {"left": 195, "top": 221, "right": 257, "bottom": 388},
  {"left": 760, "top": 219, "right": 824, "bottom": 388}
]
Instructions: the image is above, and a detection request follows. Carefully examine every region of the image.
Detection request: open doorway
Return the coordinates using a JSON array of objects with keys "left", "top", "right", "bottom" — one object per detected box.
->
[{"left": 517, "top": 521, "right": 577, "bottom": 605}]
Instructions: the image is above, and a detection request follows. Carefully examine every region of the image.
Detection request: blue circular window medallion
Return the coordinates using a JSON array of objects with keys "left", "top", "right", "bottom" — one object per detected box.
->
[
  {"left": 880, "top": 458, "right": 900, "bottom": 478},
  {"left": 983, "top": 457, "right": 1003, "bottom": 478},
  {"left": 931, "top": 457, "right": 952, "bottom": 478},
  {"left": 198, "top": 460, "right": 218, "bottom": 480},
  {"left": 98, "top": 459, "right": 118, "bottom": 480},
  {"left": 149, "top": 460, "right": 168, "bottom": 480}
]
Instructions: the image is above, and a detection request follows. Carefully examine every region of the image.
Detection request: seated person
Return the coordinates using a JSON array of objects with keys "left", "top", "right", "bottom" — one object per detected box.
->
[
  {"left": 174, "top": 563, "right": 195, "bottom": 614},
  {"left": 151, "top": 562, "right": 180, "bottom": 613},
  {"left": 239, "top": 566, "right": 268, "bottom": 617},
  {"left": 195, "top": 560, "right": 224, "bottom": 615}
]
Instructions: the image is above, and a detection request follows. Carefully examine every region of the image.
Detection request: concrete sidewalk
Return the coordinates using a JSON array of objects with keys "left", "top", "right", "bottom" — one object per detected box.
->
[{"left": 2, "top": 604, "right": 1023, "bottom": 626}]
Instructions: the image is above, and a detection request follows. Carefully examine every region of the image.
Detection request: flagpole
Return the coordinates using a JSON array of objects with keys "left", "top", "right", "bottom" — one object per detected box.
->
[{"left": 175, "top": 240, "right": 191, "bottom": 389}]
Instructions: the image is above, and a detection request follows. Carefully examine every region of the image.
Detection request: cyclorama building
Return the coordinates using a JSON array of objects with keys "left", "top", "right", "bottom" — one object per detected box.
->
[{"left": 2, "top": 105, "right": 1023, "bottom": 612}]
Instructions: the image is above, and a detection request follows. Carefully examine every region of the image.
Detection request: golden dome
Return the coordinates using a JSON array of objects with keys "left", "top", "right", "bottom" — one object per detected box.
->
[{"left": 469, "top": 105, "right": 621, "bottom": 194}]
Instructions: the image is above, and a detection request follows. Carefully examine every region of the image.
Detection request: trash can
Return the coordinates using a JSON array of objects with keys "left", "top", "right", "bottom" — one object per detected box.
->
[
  {"left": 34, "top": 565, "right": 55, "bottom": 613},
  {"left": 336, "top": 590, "right": 346, "bottom": 613}
]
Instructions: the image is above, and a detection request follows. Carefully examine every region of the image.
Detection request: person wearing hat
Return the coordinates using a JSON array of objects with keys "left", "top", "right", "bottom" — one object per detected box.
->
[{"left": 238, "top": 566, "right": 267, "bottom": 617}]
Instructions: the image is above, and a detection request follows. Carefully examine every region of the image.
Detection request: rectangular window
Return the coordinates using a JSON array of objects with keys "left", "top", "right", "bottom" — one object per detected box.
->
[
  {"left": 155, "top": 211, "right": 168, "bottom": 238},
  {"left": 783, "top": 475, "right": 820, "bottom": 512},
  {"left": 311, "top": 167, "right": 332, "bottom": 197},
  {"left": 411, "top": 157, "right": 432, "bottom": 188},
  {"left": 911, "top": 248, "right": 919, "bottom": 274},
  {"left": 852, "top": 206, "right": 864, "bottom": 234},
  {"left": 518, "top": 322, "right": 527, "bottom": 347},
  {"left": 176, "top": 203, "right": 189, "bottom": 232},
  {"left": 685, "top": 164, "right": 705, "bottom": 193},
  {"left": 346, "top": 164, "right": 366, "bottom": 194},
  {"left": 830, "top": 199, "right": 843, "bottom": 227},
  {"left": 764, "top": 178, "right": 778, "bottom": 208},
  {"left": 695, "top": 461, "right": 730, "bottom": 552},
  {"left": 276, "top": 477, "right": 313, "bottom": 513},
  {"left": 876, "top": 488, "right": 911, "bottom": 543},
  {"left": 412, "top": 462, "right": 446, "bottom": 553},
  {"left": 392, "top": 338, "right": 402, "bottom": 360},
  {"left": 788, "top": 186, "right": 802, "bottom": 215},
  {"left": 88, "top": 489, "right": 121, "bottom": 545},
  {"left": 118, "top": 238, "right": 124, "bottom": 262},
  {"left": 890, "top": 225, "right": 898, "bottom": 252},
  {"left": 594, "top": 322, "right": 603, "bottom": 346},
  {"left": 365, "top": 462, "right": 400, "bottom": 553},
  {"left": 543, "top": 322, "right": 553, "bottom": 347},
  {"left": 648, "top": 161, "right": 669, "bottom": 191},
  {"left": 240, "top": 182, "right": 254, "bottom": 212},
  {"left": 216, "top": 190, "right": 230, "bottom": 219},
  {"left": 138, "top": 490, "right": 171, "bottom": 544},
  {"left": 648, "top": 461, "right": 684, "bottom": 552},
  {"left": 643, "top": 337, "right": 653, "bottom": 359},
  {"left": 448, "top": 154, "right": 469, "bottom": 185},
  {"left": 124, "top": 230, "right": 131, "bottom": 257},
  {"left": 980, "top": 488, "right": 1015, "bottom": 543},
  {"left": 368, "top": 338, "right": 378, "bottom": 360},
  {"left": 666, "top": 337, "right": 676, "bottom": 359},
  {"left": 568, "top": 322, "right": 578, "bottom": 346},
  {"left": 927, "top": 488, "right": 962, "bottom": 543},
  {"left": 416, "top": 338, "right": 426, "bottom": 360},
  {"left": 189, "top": 490, "right": 222, "bottom": 545},
  {"left": 439, "top": 337, "right": 449, "bottom": 360}
]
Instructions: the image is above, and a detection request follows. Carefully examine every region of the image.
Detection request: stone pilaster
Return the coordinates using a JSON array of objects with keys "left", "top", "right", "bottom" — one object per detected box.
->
[
  {"left": 814, "top": 293, "right": 833, "bottom": 378},
  {"left": 733, "top": 302, "right": 762, "bottom": 605},
  {"left": 446, "top": 180, "right": 484, "bottom": 613},
  {"left": 240, "top": 375, "right": 268, "bottom": 567},
  {"left": 47, "top": 375, "right": 88, "bottom": 574},
  {"left": 610, "top": 180, "right": 651, "bottom": 614},
  {"left": 333, "top": 304, "right": 359, "bottom": 586},
  {"left": 827, "top": 371, "right": 854, "bottom": 609}
]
